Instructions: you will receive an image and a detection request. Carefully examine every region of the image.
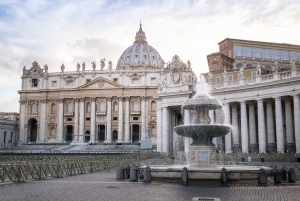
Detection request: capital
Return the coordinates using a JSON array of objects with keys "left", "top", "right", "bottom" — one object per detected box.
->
[
  {"left": 56, "top": 98, "right": 64, "bottom": 103},
  {"left": 79, "top": 98, "right": 85, "bottom": 102},
  {"left": 118, "top": 97, "right": 124, "bottom": 101},
  {"left": 125, "top": 97, "right": 130, "bottom": 101},
  {"left": 19, "top": 99, "right": 27, "bottom": 104},
  {"left": 91, "top": 97, "right": 96, "bottom": 102},
  {"left": 106, "top": 97, "right": 112, "bottom": 102},
  {"left": 75, "top": 98, "right": 80, "bottom": 103},
  {"left": 247, "top": 101, "right": 256, "bottom": 106},
  {"left": 40, "top": 99, "right": 49, "bottom": 103}
]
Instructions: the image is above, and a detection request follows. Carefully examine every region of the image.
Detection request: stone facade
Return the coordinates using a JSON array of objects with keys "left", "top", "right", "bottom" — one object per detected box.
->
[
  {"left": 18, "top": 24, "right": 197, "bottom": 152},
  {"left": 0, "top": 112, "right": 19, "bottom": 149},
  {"left": 202, "top": 38, "right": 300, "bottom": 153}
]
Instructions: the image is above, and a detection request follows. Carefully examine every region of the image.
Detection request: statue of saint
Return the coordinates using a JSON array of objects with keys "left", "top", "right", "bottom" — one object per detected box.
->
[
  {"left": 187, "top": 60, "right": 191, "bottom": 69},
  {"left": 222, "top": 69, "right": 227, "bottom": 81},
  {"left": 256, "top": 63, "right": 261, "bottom": 76},
  {"left": 23, "top": 66, "right": 26, "bottom": 74},
  {"left": 61, "top": 64, "right": 65, "bottom": 73},
  {"left": 100, "top": 59, "right": 106, "bottom": 70},
  {"left": 91, "top": 61, "right": 96, "bottom": 70},
  {"left": 291, "top": 57, "right": 296, "bottom": 70},
  {"left": 273, "top": 61, "right": 279, "bottom": 72},
  {"left": 108, "top": 61, "right": 112, "bottom": 70},
  {"left": 76, "top": 63, "right": 80, "bottom": 71},
  {"left": 44, "top": 64, "right": 48, "bottom": 73},
  {"left": 239, "top": 64, "right": 244, "bottom": 79},
  {"left": 82, "top": 62, "right": 85, "bottom": 71}
]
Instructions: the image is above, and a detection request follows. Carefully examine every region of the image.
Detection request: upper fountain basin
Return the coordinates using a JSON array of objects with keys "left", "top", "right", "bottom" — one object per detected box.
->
[
  {"left": 174, "top": 124, "right": 231, "bottom": 138},
  {"left": 183, "top": 94, "right": 223, "bottom": 110}
]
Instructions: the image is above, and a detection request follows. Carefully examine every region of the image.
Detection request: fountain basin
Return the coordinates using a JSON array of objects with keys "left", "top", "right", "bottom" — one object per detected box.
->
[{"left": 174, "top": 124, "right": 231, "bottom": 146}]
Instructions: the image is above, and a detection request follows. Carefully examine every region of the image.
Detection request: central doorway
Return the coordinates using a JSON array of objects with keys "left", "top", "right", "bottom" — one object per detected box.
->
[
  {"left": 28, "top": 118, "right": 37, "bottom": 142},
  {"left": 112, "top": 130, "right": 118, "bottom": 141},
  {"left": 65, "top": 125, "right": 73, "bottom": 141},
  {"left": 132, "top": 124, "right": 140, "bottom": 142},
  {"left": 98, "top": 125, "right": 105, "bottom": 141},
  {"left": 85, "top": 131, "right": 90, "bottom": 142}
]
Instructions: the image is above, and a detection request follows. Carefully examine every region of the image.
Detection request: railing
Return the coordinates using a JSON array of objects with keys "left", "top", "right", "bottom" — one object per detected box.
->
[
  {"left": 279, "top": 70, "right": 292, "bottom": 79},
  {"left": 261, "top": 74, "right": 273, "bottom": 81}
]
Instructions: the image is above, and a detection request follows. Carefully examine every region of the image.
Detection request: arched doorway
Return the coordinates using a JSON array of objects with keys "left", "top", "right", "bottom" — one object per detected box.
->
[
  {"left": 85, "top": 131, "right": 90, "bottom": 142},
  {"left": 28, "top": 119, "right": 37, "bottom": 142},
  {"left": 112, "top": 130, "right": 118, "bottom": 141}
]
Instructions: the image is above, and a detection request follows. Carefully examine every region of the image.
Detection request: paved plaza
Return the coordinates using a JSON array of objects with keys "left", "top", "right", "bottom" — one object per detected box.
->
[{"left": 1, "top": 169, "right": 300, "bottom": 201}]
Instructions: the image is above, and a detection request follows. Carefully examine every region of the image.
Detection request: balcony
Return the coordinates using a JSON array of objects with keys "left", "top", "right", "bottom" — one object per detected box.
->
[
  {"left": 96, "top": 111, "right": 106, "bottom": 115},
  {"left": 130, "top": 111, "right": 141, "bottom": 116},
  {"left": 28, "top": 113, "right": 37, "bottom": 116},
  {"left": 64, "top": 112, "right": 74, "bottom": 117}
]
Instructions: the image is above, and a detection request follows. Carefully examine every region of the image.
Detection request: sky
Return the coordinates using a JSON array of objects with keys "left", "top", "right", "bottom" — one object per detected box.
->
[{"left": 0, "top": 0, "right": 300, "bottom": 112}]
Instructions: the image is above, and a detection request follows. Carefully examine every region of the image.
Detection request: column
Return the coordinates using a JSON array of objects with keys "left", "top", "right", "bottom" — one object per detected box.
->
[
  {"left": 162, "top": 107, "right": 169, "bottom": 152},
  {"left": 90, "top": 97, "right": 96, "bottom": 143},
  {"left": 74, "top": 98, "right": 79, "bottom": 142},
  {"left": 284, "top": 98, "right": 294, "bottom": 144},
  {"left": 39, "top": 99, "right": 47, "bottom": 142},
  {"left": 57, "top": 98, "right": 64, "bottom": 142},
  {"left": 257, "top": 99, "right": 266, "bottom": 152},
  {"left": 79, "top": 98, "right": 85, "bottom": 142},
  {"left": 248, "top": 102, "right": 257, "bottom": 149},
  {"left": 105, "top": 97, "right": 112, "bottom": 142},
  {"left": 141, "top": 96, "right": 146, "bottom": 139},
  {"left": 275, "top": 97, "right": 284, "bottom": 152},
  {"left": 224, "top": 103, "right": 232, "bottom": 153},
  {"left": 293, "top": 95, "right": 300, "bottom": 153},
  {"left": 184, "top": 109, "right": 191, "bottom": 153},
  {"left": 266, "top": 100, "right": 275, "bottom": 145},
  {"left": 156, "top": 99, "right": 162, "bottom": 152},
  {"left": 240, "top": 101, "right": 249, "bottom": 153},
  {"left": 125, "top": 97, "right": 130, "bottom": 142},
  {"left": 231, "top": 103, "right": 239, "bottom": 146},
  {"left": 19, "top": 99, "right": 27, "bottom": 144},
  {"left": 118, "top": 97, "right": 123, "bottom": 142}
]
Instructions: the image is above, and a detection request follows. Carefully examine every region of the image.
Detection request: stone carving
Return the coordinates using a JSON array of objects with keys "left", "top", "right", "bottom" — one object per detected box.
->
[
  {"left": 256, "top": 63, "right": 261, "bottom": 76},
  {"left": 19, "top": 99, "right": 27, "bottom": 104},
  {"left": 23, "top": 66, "right": 26, "bottom": 75},
  {"left": 273, "top": 61, "right": 279, "bottom": 72},
  {"left": 76, "top": 63, "right": 81, "bottom": 71},
  {"left": 145, "top": 127, "right": 150, "bottom": 139},
  {"left": 61, "top": 64, "right": 65, "bottom": 73},
  {"left": 187, "top": 60, "right": 191, "bottom": 69},
  {"left": 291, "top": 57, "right": 296, "bottom": 70},
  {"left": 91, "top": 61, "right": 96, "bottom": 70},
  {"left": 98, "top": 79, "right": 104, "bottom": 88},
  {"left": 100, "top": 59, "right": 106, "bottom": 70},
  {"left": 82, "top": 62, "right": 85, "bottom": 71},
  {"left": 108, "top": 61, "right": 112, "bottom": 70},
  {"left": 239, "top": 64, "right": 244, "bottom": 79},
  {"left": 44, "top": 64, "right": 48, "bottom": 73},
  {"left": 222, "top": 69, "right": 227, "bottom": 81},
  {"left": 190, "top": 151, "right": 196, "bottom": 162}
]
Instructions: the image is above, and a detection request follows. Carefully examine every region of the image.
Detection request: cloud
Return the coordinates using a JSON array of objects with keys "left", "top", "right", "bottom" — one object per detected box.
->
[{"left": 0, "top": 0, "right": 300, "bottom": 112}]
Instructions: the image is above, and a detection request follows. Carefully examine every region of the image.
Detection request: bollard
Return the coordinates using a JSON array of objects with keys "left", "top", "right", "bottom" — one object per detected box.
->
[
  {"left": 144, "top": 166, "right": 151, "bottom": 183},
  {"left": 221, "top": 167, "right": 228, "bottom": 186},
  {"left": 182, "top": 167, "right": 189, "bottom": 186},
  {"left": 288, "top": 168, "right": 295, "bottom": 183},
  {"left": 273, "top": 168, "right": 281, "bottom": 184},
  {"left": 258, "top": 168, "right": 267, "bottom": 186},
  {"left": 280, "top": 167, "right": 287, "bottom": 181},
  {"left": 116, "top": 165, "right": 125, "bottom": 180},
  {"left": 130, "top": 164, "right": 138, "bottom": 182},
  {"left": 124, "top": 164, "right": 131, "bottom": 179}
]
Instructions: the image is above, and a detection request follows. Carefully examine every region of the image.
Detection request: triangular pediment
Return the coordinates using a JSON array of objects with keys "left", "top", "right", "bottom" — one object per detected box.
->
[{"left": 79, "top": 77, "right": 124, "bottom": 89}]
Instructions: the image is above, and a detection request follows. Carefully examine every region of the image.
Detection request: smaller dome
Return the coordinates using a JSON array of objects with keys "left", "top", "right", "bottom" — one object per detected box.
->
[{"left": 116, "top": 23, "right": 165, "bottom": 69}]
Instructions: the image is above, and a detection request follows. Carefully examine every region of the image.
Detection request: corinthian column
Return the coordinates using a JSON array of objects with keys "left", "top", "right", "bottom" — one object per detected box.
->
[
  {"left": 141, "top": 96, "right": 146, "bottom": 139},
  {"left": 275, "top": 97, "right": 284, "bottom": 152},
  {"left": 257, "top": 99, "right": 266, "bottom": 153},
  {"left": 124, "top": 97, "right": 130, "bottom": 142},
  {"left": 224, "top": 103, "right": 232, "bottom": 153},
  {"left": 74, "top": 98, "right": 79, "bottom": 142},
  {"left": 118, "top": 97, "right": 123, "bottom": 142},
  {"left": 19, "top": 99, "right": 27, "bottom": 145},
  {"left": 105, "top": 97, "right": 112, "bottom": 143},
  {"left": 39, "top": 99, "right": 48, "bottom": 143},
  {"left": 79, "top": 98, "right": 85, "bottom": 142},
  {"left": 293, "top": 95, "right": 300, "bottom": 153},
  {"left": 284, "top": 98, "right": 294, "bottom": 144},
  {"left": 240, "top": 101, "right": 249, "bottom": 153},
  {"left": 90, "top": 97, "right": 96, "bottom": 143},
  {"left": 162, "top": 107, "right": 169, "bottom": 152},
  {"left": 57, "top": 98, "right": 64, "bottom": 142}
]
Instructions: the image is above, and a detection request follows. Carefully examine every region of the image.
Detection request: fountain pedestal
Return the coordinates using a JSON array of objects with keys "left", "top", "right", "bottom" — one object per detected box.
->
[{"left": 189, "top": 145, "right": 216, "bottom": 167}]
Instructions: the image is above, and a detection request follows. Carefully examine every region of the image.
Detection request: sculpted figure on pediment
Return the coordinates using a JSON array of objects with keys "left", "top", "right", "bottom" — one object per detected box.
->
[
  {"left": 108, "top": 61, "right": 112, "bottom": 70},
  {"left": 82, "top": 62, "right": 85, "bottom": 71},
  {"left": 291, "top": 57, "right": 296, "bottom": 70},
  {"left": 256, "top": 63, "right": 261, "bottom": 76},
  {"left": 44, "top": 64, "right": 48, "bottom": 73},
  {"left": 91, "top": 61, "right": 96, "bottom": 70},
  {"left": 76, "top": 63, "right": 80, "bottom": 71},
  {"left": 61, "top": 64, "right": 65, "bottom": 73},
  {"left": 100, "top": 59, "right": 105, "bottom": 70}
]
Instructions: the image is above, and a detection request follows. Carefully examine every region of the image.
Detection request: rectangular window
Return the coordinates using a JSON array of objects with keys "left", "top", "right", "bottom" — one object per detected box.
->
[
  {"left": 113, "top": 117, "right": 118, "bottom": 120},
  {"left": 67, "top": 118, "right": 72, "bottom": 121},
  {"left": 244, "top": 46, "right": 253, "bottom": 58},
  {"left": 263, "top": 49, "right": 271, "bottom": 59},
  {"left": 216, "top": 76, "right": 221, "bottom": 83},
  {"left": 86, "top": 79, "right": 91, "bottom": 84},
  {"left": 213, "top": 64, "right": 218, "bottom": 70},
  {"left": 32, "top": 79, "right": 38, "bottom": 87},
  {"left": 132, "top": 78, "right": 140, "bottom": 84},
  {"left": 150, "top": 77, "right": 156, "bottom": 84},
  {"left": 10, "top": 132, "right": 13, "bottom": 142},
  {"left": 4, "top": 131, "right": 6, "bottom": 143},
  {"left": 234, "top": 45, "right": 243, "bottom": 57},
  {"left": 253, "top": 47, "right": 262, "bottom": 58},
  {"left": 251, "top": 71, "right": 256, "bottom": 77},
  {"left": 113, "top": 78, "right": 118, "bottom": 83},
  {"left": 281, "top": 50, "right": 289, "bottom": 61},
  {"left": 290, "top": 51, "right": 298, "bottom": 61},
  {"left": 67, "top": 80, "right": 74, "bottom": 86},
  {"left": 228, "top": 75, "right": 233, "bottom": 81},
  {"left": 52, "top": 81, "right": 57, "bottom": 87},
  {"left": 272, "top": 49, "right": 280, "bottom": 60},
  {"left": 86, "top": 117, "right": 90, "bottom": 121},
  {"left": 133, "top": 117, "right": 139, "bottom": 120}
]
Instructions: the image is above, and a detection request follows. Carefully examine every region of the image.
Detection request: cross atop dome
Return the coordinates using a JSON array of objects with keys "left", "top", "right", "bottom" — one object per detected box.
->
[{"left": 134, "top": 22, "right": 147, "bottom": 44}]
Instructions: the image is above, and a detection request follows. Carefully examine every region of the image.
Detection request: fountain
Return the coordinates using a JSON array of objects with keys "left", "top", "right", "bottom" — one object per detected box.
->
[{"left": 174, "top": 77, "right": 231, "bottom": 167}]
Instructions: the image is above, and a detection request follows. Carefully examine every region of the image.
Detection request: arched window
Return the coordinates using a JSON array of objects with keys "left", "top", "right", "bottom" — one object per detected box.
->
[
  {"left": 86, "top": 102, "right": 91, "bottom": 113},
  {"left": 31, "top": 103, "right": 37, "bottom": 114},
  {"left": 133, "top": 101, "right": 139, "bottom": 111},
  {"left": 67, "top": 102, "right": 73, "bottom": 113},
  {"left": 51, "top": 103, "right": 56, "bottom": 114},
  {"left": 246, "top": 64, "right": 253, "bottom": 68},
  {"left": 151, "top": 101, "right": 156, "bottom": 111},
  {"left": 236, "top": 63, "right": 243, "bottom": 69},
  {"left": 100, "top": 101, "right": 105, "bottom": 111},
  {"left": 113, "top": 102, "right": 118, "bottom": 112}
]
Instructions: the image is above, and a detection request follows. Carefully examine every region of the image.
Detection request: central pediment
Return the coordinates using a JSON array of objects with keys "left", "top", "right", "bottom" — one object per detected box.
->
[{"left": 78, "top": 77, "right": 124, "bottom": 89}]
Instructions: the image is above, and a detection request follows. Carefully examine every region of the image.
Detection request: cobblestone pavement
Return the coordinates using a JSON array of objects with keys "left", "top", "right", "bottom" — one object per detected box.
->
[{"left": 1, "top": 170, "right": 300, "bottom": 201}]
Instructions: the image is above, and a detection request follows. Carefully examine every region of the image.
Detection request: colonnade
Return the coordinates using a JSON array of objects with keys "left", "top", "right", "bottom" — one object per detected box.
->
[{"left": 221, "top": 94, "right": 300, "bottom": 153}]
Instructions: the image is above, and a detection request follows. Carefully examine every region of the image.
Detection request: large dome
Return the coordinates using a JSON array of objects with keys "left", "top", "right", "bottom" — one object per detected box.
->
[{"left": 116, "top": 24, "right": 164, "bottom": 69}]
